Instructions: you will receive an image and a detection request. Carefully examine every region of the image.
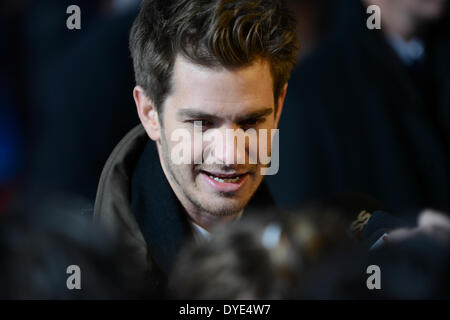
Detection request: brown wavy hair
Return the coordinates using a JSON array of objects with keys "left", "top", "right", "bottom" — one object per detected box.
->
[{"left": 130, "top": 0, "right": 299, "bottom": 113}]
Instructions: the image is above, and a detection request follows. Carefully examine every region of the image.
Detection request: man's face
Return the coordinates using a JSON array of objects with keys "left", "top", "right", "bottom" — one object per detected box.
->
[{"left": 155, "top": 56, "right": 283, "bottom": 218}]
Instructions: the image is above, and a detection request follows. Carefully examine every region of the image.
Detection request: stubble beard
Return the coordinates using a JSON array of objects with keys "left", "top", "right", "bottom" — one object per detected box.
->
[{"left": 158, "top": 130, "right": 256, "bottom": 217}]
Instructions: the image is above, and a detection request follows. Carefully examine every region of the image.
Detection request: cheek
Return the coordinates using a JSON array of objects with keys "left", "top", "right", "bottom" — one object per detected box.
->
[
  {"left": 257, "top": 122, "right": 277, "bottom": 160},
  {"left": 162, "top": 123, "right": 198, "bottom": 166}
]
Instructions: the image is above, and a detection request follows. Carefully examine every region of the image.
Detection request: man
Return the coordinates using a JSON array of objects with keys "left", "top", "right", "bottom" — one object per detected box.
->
[
  {"left": 93, "top": 0, "right": 298, "bottom": 285},
  {"left": 269, "top": 0, "right": 450, "bottom": 215}
]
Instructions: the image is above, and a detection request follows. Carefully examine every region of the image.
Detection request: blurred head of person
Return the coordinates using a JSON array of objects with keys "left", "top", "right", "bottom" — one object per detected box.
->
[
  {"left": 169, "top": 203, "right": 450, "bottom": 299},
  {"left": 299, "top": 231, "right": 450, "bottom": 299},
  {"left": 168, "top": 208, "right": 353, "bottom": 299},
  {"left": 0, "top": 208, "right": 152, "bottom": 299},
  {"left": 397, "top": 0, "right": 446, "bottom": 19},
  {"left": 364, "top": 0, "right": 447, "bottom": 38},
  {"left": 129, "top": 0, "right": 299, "bottom": 231}
]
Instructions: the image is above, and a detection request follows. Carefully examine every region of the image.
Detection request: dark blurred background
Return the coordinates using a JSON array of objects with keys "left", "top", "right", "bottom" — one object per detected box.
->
[
  {"left": 270, "top": 0, "right": 450, "bottom": 218},
  {"left": 0, "top": 0, "right": 141, "bottom": 213},
  {"left": 0, "top": 0, "right": 449, "bottom": 218}
]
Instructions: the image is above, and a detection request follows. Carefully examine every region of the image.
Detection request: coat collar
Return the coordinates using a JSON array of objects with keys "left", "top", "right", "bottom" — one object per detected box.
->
[{"left": 130, "top": 139, "right": 193, "bottom": 274}]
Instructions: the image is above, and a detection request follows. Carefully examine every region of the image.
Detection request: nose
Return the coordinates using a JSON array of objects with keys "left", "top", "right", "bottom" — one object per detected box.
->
[
  {"left": 204, "top": 124, "right": 249, "bottom": 166},
  {"left": 224, "top": 125, "right": 247, "bottom": 166}
]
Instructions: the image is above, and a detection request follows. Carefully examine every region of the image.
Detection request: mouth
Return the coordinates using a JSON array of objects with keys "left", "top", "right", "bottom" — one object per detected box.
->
[
  {"left": 199, "top": 170, "right": 250, "bottom": 193},
  {"left": 202, "top": 171, "right": 247, "bottom": 182}
]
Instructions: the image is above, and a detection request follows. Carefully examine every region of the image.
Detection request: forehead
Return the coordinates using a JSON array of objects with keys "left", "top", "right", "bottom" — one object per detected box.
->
[{"left": 164, "top": 55, "right": 275, "bottom": 116}]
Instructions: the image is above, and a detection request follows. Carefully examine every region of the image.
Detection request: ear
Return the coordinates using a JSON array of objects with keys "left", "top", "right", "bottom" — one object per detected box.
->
[
  {"left": 134, "top": 86, "right": 161, "bottom": 141},
  {"left": 274, "top": 83, "right": 288, "bottom": 129}
]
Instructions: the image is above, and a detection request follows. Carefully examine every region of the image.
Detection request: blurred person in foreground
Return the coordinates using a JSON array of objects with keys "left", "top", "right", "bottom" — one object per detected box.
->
[
  {"left": 94, "top": 0, "right": 299, "bottom": 290},
  {"left": 268, "top": 0, "right": 450, "bottom": 218},
  {"left": 169, "top": 209, "right": 352, "bottom": 299},
  {"left": 0, "top": 208, "right": 150, "bottom": 299},
  {"left": 169, "top": 208, "right": 450, "bottom": 299},
  {"left": 301, "top": 216, "right": 450, "bottom": 299}
]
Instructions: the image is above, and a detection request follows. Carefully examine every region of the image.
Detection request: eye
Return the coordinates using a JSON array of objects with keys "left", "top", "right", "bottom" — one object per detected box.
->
[
  {"left": 240, "top": 118, "right": 265, "bottom": 129},
  {"left": 186, "top": 119, "right": 213, "bottom": 129}
]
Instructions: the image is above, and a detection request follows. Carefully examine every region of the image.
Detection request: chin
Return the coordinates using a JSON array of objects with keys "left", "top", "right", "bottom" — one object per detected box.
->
[{"left": 201, "top": 197, "right": 249, "bottom": 217}]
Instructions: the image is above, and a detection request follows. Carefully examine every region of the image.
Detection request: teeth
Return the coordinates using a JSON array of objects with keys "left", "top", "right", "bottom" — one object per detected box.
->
[{"left": 208, "top": 175, "right": 241, "bottom": 183}]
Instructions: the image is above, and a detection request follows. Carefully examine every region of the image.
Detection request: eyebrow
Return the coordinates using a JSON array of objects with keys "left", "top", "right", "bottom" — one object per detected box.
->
[
  {"left": 236, "top": 108, "right": 273, "bottom": 123},
  {"left": 176, "top": 107, "right": 273, "bottom": 122},
  {"left": 177, "top": 109, "right": 220, "bottom": 120}
]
